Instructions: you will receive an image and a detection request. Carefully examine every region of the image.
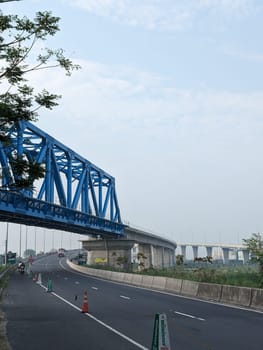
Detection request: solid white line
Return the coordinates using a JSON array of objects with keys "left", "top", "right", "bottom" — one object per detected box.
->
[
  {"left": 175, "top": 311, "right": 205, "bottom": 321},
  {"left": 38, "top": 283, "right": 148, "bottom": 349},
  {"left": 120, "top": 295, "right": 130, "bottom": 300}
]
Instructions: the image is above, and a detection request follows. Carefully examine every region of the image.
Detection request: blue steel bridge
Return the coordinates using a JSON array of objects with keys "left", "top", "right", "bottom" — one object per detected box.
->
[{"left": 0, "top": 120, "right": 125, "bottom": 238}]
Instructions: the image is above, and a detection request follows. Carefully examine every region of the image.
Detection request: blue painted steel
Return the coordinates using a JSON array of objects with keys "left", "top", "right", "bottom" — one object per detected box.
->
[{"left": 0, "top": 121, "right": 124, "bottom": 237}]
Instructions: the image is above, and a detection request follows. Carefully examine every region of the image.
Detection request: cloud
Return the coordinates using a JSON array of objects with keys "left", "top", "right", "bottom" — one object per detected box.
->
[
  {"left": 68, "top": 0, "right": 258, "bottom": 31},
  {"left": 224, "top": 49, "right": 263, "bottom": 62},
  {"left": 30, "top": 58, "right": 263, "bottom": 141},
  {"left": 22, "top": 58, "right": 263, "bottom": 243}
]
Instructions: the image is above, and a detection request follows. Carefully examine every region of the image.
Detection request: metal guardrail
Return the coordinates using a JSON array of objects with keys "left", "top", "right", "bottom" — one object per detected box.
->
[{"left": 0, "top": 266, "right": 12, "bottom": 280}]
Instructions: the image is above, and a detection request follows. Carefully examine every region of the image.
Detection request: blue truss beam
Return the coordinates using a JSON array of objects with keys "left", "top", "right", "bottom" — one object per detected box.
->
[{"left": 0, "top": 120, "right": 124, "bottom": 237}]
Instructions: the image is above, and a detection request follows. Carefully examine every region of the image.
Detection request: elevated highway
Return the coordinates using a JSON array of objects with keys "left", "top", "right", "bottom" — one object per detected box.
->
[
  {"left": 82, "top": 225, "right": 177, "bottom": 269},
  {"left": 177, "top": 242, "right": 249, "bottom": 263}
]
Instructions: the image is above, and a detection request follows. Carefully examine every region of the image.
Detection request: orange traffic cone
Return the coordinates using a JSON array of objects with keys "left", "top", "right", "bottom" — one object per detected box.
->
[{"left": 81, "top": 291, "right": 88, "bottom": 313}]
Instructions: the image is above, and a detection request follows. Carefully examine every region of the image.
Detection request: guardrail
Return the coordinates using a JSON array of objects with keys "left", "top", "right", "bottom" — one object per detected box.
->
[
  {"left": 67, "top": 260, "right": 263, "bottom": 311},
  {"left": 0, "top": 266, "right": 13, "bottom": 280}
]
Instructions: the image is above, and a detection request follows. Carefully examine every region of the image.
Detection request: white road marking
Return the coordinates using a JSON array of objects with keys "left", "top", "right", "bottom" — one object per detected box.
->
[
  {"left": 75, "top": 281, "right": 80, "bottom": 284},
  {"left": 92, "top": 287, "right": 98, "bottom": 290},
  {"left": 120, "top": 295, "right": 130, "bottom": 300},
  {"left": 64, "top": 277, "right": 68, "bottom": 280},
  {"left": 59, "top": 259, "right": 263, "bottom": 316},
  {"left": 175, "top": 311, "right": 205, "bottom": 321},
  {"left": 38, "top": 283, "right": 148, "bottom": 350}
]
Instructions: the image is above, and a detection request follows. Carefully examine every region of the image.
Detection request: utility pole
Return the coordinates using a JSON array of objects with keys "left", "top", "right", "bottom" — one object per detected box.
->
[
  {"left": 43, "top": 229, "right": 46, "bottom": 253},
  {"left": 5, "top": 222, "right": 9, "bottom": 266},
  {"left": 25, "top": 225, "right": 28, "bottom": 256},
  {"left": 34, "top": 227, "right": 37, "bottom": 254},
  {"left": 52, "top": 230, "right": 54, "bottom": 250},
  {"left": 19, "top": 225, "right": 22, "bottom": 258}
]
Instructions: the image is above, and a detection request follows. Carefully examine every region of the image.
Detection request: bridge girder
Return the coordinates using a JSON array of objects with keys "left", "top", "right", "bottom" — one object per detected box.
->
[{"left": 0, "top": 120, "right": 124, "bottom": 236}]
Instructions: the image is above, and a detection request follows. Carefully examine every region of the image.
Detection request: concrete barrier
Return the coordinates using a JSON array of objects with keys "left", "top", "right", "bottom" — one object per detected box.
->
[
  {"left": 181, "top": 280, "right": 199, "bottom": 297},
  {"left": 220, "top": 285, "right": 251, "bottom": 307},
  {"left": 165, "top": 277, "right": 182, "bottom": 294},
  {"left": 197, "top": 283, "right": 222, "bottom": 301},
  {"left": 141, "top": 275, "right": 154, "bottom": 288},
  {"left": 123, "top": 273, "right": 133, "bottom": 284},
  {"left": 131, "top": 274, "right": 143, "bottom": 286},
  {"left": 250, "top": 288, "right": 263, "bottom": 310},
  {"left": 111, "top": 271, "right": 125, "bottom": 282},
  {"left": 151, "top": 276, "right": 166, "bottom": 291},
  {"left": 67, "top": 260, "right": 263, "bottom": 310}
]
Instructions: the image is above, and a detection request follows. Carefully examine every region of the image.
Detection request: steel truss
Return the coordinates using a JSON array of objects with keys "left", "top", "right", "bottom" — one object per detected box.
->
[{"left": 0, "top": 120, "right": 124, "bottom": 236}]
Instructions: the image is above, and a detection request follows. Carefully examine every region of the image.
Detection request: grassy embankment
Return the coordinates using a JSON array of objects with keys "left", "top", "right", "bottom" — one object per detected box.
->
[{"left": 87, "top": 263, "right": 263, "bottom": 288}]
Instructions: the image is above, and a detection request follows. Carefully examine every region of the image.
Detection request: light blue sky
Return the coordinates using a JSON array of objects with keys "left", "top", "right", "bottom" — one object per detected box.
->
[{"left": 1, "top": 0, "right": 263, "bottom": 256}]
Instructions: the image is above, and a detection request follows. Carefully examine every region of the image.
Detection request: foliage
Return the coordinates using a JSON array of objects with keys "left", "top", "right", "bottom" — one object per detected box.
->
[
  {"left": 137, "top": 252, "right": 147, "bottom": 270},
  {"left": 243, "top": 233, "right": 263, "bottom": 274},
  {"left": 176, "top": 254, "right": 184, "bottom": 265},
  {"left": 0, "top": 9, "right": 80, "bottom": 190},
  {"left": 139, "top": 264, "right": 263, "bottom": 288},
  {"left": 116, "top": 256, "right": 128, "bottom": 265}
]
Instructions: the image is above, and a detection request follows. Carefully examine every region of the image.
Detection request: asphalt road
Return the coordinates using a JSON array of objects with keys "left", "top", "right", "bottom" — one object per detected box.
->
[{"left": 1, "top": 254, "right": 263, "bottom": 350}]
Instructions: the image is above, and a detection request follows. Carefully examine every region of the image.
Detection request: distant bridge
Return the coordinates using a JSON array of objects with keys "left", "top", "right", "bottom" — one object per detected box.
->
[{"left": 176, "top": 242, "right": 249, "bottom": 263}]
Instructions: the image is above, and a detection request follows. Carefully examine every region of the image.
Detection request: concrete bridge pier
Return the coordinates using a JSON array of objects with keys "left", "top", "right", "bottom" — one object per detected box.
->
[
  {"left": 137, "top": 244, "right": 152, "bottom": 269},
  {"left": 222, "top": 247, "right": 230, "bottom": 264},
  {"left": 137, "top": 245, "right": 175, "bottom": 269},
  {"left": 242, "top": 249, "right": 250, "bottom": 263},
  {"left": 180, "top": 245, "right": 187, "bottom": 259},
  {"left": 206, "top": 246, "right": 213, "bottom": 257},
  {"left": 82, "top": 239, "right": 135, "bottom": 267},
  {"left": 192, "top": 245, "right": 198, "bottom": 260}
]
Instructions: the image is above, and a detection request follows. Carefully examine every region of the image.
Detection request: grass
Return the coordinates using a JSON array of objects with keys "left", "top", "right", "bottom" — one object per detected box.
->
[
  {"left": 138, "top": 264, "right": 263, "bottom": 288},
  {"left": 86, "top": 262, "right": 263, "bottom": 289}
]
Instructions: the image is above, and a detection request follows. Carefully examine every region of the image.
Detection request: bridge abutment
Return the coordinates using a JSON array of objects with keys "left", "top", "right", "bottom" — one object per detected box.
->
[{"left": 82, "top": 239, "right": 135, "bottom": 267}]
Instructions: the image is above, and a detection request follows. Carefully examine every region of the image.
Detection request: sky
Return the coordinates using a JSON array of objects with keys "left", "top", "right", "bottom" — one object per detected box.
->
[{"left": 1, "top": 0, "right": 263, "bottom": 257}]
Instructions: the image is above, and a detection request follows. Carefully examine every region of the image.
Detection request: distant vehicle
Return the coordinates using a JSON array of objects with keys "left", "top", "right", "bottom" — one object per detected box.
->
[
  {"left": 57, "top": 249, "right": 65, "bottom": 258},
  {"left": 18, "top": 262, "right": 25, "bottom": 274}
]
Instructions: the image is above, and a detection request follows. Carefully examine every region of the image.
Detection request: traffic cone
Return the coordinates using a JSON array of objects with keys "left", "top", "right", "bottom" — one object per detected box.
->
[
  {"left": 81, "top": 291, "right": 88, "bottom": 313},
  {"left": 33, "top": 273, "right": 38, "bottom": 282},
  {"left": 47, "top": 279, "right": 53, "bottom": 292},
  {"left": 37, "top": 273, "right": 42, "bottom": 285}
]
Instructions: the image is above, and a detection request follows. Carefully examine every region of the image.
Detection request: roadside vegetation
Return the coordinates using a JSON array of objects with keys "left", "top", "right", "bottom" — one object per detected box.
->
[
  {"left": 137, "top": 264, "right": 262, "bottom": 289},
  {"left": 87, "top": 262, "right": 262, "bottom": 289}
]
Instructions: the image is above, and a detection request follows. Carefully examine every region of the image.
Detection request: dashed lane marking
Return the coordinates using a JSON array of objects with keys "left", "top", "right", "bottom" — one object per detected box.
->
[
  {"left": 120, "top": 295, "right": 130, "bottom": 300},
  {"left": 38, "top": 283, "right": 148, "bottom": 350},
  {"left": 174, "top": 311, "right": 205, "bottom": 321}
]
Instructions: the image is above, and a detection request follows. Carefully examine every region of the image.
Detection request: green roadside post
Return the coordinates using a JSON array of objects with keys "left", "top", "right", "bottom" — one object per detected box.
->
[
  {"left": 47, "top": 279, "right": 53, "bottom": 292},
  {"left": 151, "top": 313, "right": 171, "bottom": 350},
  {"left": 151, "top": 314, "right": 159, "bottom": 350}
]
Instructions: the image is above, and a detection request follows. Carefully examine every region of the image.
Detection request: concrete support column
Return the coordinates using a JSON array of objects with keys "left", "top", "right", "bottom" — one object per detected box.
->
[
  {"left": 192, "top": 245, "right": 198, "bottom": 260},
  {"left": 222, "top": 247, "right": 230, "bottom": 264},
  {"left": 242, "top": 249, "right": 249, "bottom": 264},
  {"left": 206, "top": 246, "right": 213, "bottom": 257},
  {"left": 150, "top": 244, "right": 155, "bottom": 267},
  {"left": 138, "top": 244, "right": 151, "bottom": 269},
  {"left": 170, "top": 249, "right": 176, "bottom": 267},
  {"left": 82, "top": 239, "right": 135, "bottom": 267},
  {"left": 180, "top": 245, "right": 187, "bottom": 259}
]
